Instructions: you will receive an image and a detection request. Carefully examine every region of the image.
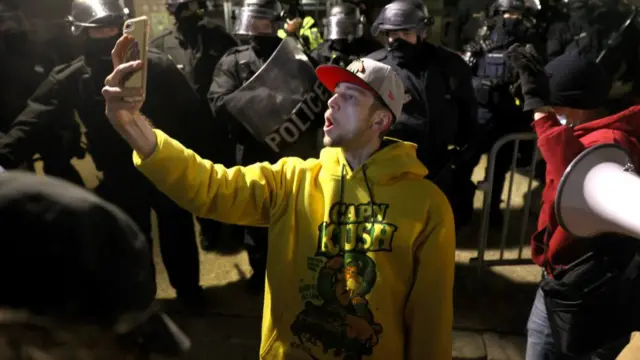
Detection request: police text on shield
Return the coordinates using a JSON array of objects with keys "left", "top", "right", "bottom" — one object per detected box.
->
[{"left": 264, "top": 81, "right": 331, "bottom": 153}]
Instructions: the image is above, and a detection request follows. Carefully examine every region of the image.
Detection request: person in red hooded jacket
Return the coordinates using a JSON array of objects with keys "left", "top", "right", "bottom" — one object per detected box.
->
[{"left": 506, "top": 45, "right": 640, "bottom": 360}]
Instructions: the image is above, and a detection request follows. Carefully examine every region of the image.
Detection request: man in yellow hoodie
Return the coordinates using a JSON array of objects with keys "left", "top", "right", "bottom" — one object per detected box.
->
[{"left": 102, "top": 34, "right": 456, "bottom": 359}]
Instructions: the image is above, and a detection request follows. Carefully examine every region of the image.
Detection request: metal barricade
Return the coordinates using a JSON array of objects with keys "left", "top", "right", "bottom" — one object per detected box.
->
[{"left": 469, "top": 132, "right": 540, "bottom": 270}]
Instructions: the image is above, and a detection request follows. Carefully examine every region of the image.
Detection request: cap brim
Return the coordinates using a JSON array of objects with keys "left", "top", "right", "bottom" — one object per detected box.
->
[
  {"left": 316, "top": 64, "right": 380, "bottom": 97},
  {"left": 120, "top": 311, "right": 191, "bottom": 356}
]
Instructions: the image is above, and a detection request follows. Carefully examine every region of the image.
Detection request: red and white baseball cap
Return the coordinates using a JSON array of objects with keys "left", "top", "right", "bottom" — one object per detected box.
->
[{"left": 316, "top": 58, "right": 405, "bottom": 121}]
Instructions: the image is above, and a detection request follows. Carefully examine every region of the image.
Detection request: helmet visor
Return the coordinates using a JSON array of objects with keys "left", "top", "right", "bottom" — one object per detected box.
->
[
  {"left": 233, "top": 8, "right": 279, "bottom": 36},
  {"left": 324, "top": 17, "right": 363, "bottom": 40}
]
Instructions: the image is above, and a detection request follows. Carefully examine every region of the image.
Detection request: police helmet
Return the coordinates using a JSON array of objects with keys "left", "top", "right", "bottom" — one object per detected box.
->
[
  {"left": 323, "top": 3, "right": 365, "bottom": 40},
  {"left": 494, "top": 0, "right": 528, "bottom": 13},
  {"left": 233, "top": 0, "right": 282, "bottom": 36},
  {"left": 371, "top": 0, "right": 433, "bottom": 36},
  {"left": 67, "top": 0, "right": 129, "bottom": 36},
  {"left": 300, "top": 0, "right": 325, "bottom": 12}
]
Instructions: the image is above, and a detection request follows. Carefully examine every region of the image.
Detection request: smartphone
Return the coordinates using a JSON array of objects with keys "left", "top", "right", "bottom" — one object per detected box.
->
[{"left": 121, "top": 16, "right": 150, "bottom": 91}]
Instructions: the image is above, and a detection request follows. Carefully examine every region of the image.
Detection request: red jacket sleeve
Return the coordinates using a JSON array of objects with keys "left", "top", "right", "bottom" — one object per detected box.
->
[{"left": 533, "top": 114, "right": 586, "bottom": 182}]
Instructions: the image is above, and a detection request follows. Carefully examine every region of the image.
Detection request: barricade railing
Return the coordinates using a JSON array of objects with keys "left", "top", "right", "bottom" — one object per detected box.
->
[{"left": 469, "top": 132, "right": 541, "bottom": 270}]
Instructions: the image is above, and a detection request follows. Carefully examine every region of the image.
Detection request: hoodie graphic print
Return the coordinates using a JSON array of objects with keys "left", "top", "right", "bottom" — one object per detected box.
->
[{"left": 134, "top": 130, "right": 456, "bottom": 360}]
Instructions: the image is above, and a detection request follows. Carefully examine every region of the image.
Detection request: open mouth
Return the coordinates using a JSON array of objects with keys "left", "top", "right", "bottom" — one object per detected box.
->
[{"left": 324, "top": 117, "right": 334, "bottom": 130}]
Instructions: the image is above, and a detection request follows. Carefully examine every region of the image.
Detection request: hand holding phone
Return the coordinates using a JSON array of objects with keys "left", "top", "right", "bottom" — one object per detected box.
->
[{"left": 115, "top": 16, "right": 150, "bottom": 92}]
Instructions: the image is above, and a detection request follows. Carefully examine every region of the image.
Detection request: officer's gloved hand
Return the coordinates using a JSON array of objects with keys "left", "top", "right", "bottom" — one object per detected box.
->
[
  {"left": 285, "top": 17, "right": 303, "bottom": 35},
  {"left": 506, "top": 43, "right": 550, "bottom": 111}
]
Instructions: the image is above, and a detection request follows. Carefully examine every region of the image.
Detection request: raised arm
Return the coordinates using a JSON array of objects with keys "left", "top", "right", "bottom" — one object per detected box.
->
[{"left": 132, "top": 128, "right": 296, "bottom": 226}]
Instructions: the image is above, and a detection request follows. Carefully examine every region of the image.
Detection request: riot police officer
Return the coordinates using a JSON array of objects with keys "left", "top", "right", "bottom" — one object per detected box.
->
[
  {"left": 0, "top": 0, "right": 84, "bottom": 186},
  {"left": 464, "top": 0, "right": 542, "bottom": 226},
  {"left": 456, "top": 0, "right": 495, "bottom": 50},
  {"left": 0, "top": 0, "right": 207, "bottom": 307},
  {"left": 152, "top": 0, "right": 237, "bottom": 99},
  {"left": 151, "top": 0, "right": 239, "bottom": 251},
  {"left": 208, "top": 0, "right": 283, "bottom": 293},
  {"left": 310, "top": 2, "right": 382, "bottom": 66},
  {"left": 547, "top": 0, "right": 625, "bottom": 60},
  {"left": 546, "top": 0, "right": 640, "bottom": 112},
  {"left": 368, "top": 0, "right": 478, "bottom": 228}
]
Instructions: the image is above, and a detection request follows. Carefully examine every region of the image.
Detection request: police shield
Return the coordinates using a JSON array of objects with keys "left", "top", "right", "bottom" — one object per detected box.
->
[{"left": 223, "top": 37, "right": 331, "bottom": 159}]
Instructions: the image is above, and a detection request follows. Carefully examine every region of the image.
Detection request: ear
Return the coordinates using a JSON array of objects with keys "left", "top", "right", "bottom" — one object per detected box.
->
[{"left": 371, "top": 110, "right": 393, "bottom": 133}]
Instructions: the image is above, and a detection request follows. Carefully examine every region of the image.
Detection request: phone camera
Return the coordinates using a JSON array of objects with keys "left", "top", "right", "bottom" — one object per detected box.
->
[{"left": 124, "top": 22, "right": 134, "bottom": 31}]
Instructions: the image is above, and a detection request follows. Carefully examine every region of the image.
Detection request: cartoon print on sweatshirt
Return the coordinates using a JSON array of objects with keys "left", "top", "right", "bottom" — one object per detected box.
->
[{"left": 290, "top": 201, "right": 397, "bottom": 359}]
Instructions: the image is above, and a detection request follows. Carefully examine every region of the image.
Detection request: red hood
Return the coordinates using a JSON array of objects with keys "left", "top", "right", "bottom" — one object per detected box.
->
[{"left": 573, "top": 105, "right": 640, "bottom": 139}]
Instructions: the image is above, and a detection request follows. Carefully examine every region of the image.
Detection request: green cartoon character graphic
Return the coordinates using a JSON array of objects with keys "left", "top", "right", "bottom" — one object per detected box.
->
[{"left": 290, "top": 253, "right": 383, "bottom": 359}]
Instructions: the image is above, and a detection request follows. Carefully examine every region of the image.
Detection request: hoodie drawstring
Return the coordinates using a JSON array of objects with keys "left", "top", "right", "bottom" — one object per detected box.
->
[
  {"left": 338, "top": 164, "right": 377, "bottom": 239},
  {"left": 362, "top": 164, "right": 376, "bottom": 230},
  {"left": 339, "top": 164, "right": 346, "bottom": 205}
]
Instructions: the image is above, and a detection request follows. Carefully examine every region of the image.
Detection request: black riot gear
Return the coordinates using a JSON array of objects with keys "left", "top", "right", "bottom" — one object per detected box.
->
[
  {"left": 233, "top": 0, "right": 282, "bottom": 36},
  {"left": 371, "top": 0, "right": 433, "bottom": 36},
  {"left": 311, "top": 3, "right": 381, "bottom": 66},
  {"left": 154, "top": 0, "right": 238, "bottom": 254},
  {"left": 464, "top": 8, "right": 543, "bottom": 227},
  {"left": 323, "top": 3, "right": 364, "bottom": 40},
  {"left": 67, "top": 0, "right": 129, "bottom": 61},
  {"left": 0, "top": 1, "right": 84, "bottom": 186},
  {"left": 494, "top": 0, "right": 528, "bottom": 14},
  {"left": 67, "top": 0, "right": 129, "bottom": 35}
]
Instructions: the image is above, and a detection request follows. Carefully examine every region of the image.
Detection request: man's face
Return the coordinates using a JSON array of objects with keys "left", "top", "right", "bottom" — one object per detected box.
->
[
  {"left": 387, "top": 29, "right": 419, "bottom": 44},
  {"left": 323, "top": 82, "right": 377, "bottom": 149},
  {"left": 87, "top": 27, "right": 119, "bottom": 39},
  {"left": 247, "top": 17, "right": 274, "bottom": 35}
]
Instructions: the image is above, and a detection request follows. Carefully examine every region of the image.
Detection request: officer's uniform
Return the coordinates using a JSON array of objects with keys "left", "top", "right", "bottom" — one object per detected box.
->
[
  {"left": 0, "top": 50, "right": 207, "bottom": 300},
  {"left": 0, "top": 9, "right": 83, "bottom": 186},
  {"left": 369, "top": 0, "right": 478, "bottom": 228},
  {"left": 309, "top": 2, "right": 381, "bottom": 66},
  {"left": 151, "top": 18, "right": 238, "bottom": 104},
  {"left": 547, "top": 2, "right": 640, "bottom": 113},
  {"left": 369, "top": 43, "right": 477, "bottom": 172},
  {"left": 151, "top": 16, "right": 239, "bottom": 250},
  {"left": 368, "top": 43, "right": 478, "bottom": 226},
  {"left": 456, "top": 0, "right": 494, "bottom": 50},
  {"left": 467, "top": 12, "right": 542, "bottom": 225},
  {"left": 208, "top": 40, "right": 281, "bottom": 288}
]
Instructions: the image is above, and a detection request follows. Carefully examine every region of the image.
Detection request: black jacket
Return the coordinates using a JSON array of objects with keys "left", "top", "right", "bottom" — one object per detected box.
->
[
  {"left": 150, "top": 20, "right": 238, "bottom": 165},
  {"left": 150, "top": 20, "right": 238, "bottom": 100},
  {"left": 367, "top": 41, "right": 478, "bottom": 171},
  {"left": 208, "top": 42, "right": 281, "bottom": 164},
  {"left": 0, "top": 49, "right": 209, "bottom": 174}
]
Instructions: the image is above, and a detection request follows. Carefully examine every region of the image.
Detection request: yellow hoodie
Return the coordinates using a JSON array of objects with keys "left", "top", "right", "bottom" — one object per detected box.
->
[{"left": 134, "top": 130, "right": 455, "bottom": 360}]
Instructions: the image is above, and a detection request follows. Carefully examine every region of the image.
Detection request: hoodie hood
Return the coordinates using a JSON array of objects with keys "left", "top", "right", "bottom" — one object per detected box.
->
[
  {"left": 318, "top": 138, "right": 428, "bottom": 215},
  {"left": 573, "top": 105, "right": 640, "bottom": 139},
  {"left": 319, "top": 138, "right": 428, "bottom": 183}
]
